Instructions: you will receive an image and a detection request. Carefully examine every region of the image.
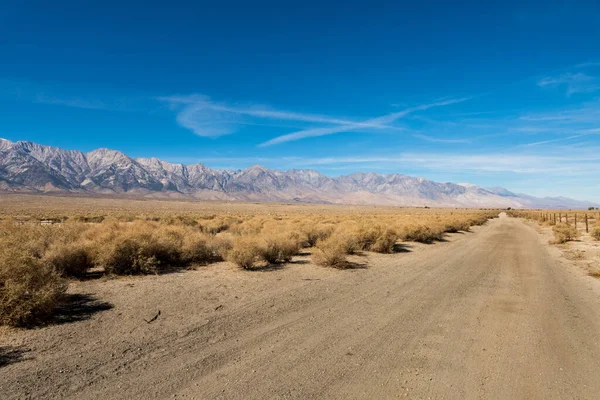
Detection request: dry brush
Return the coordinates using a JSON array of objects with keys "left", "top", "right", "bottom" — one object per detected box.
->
[{"left": 0, "top": 202, "right": 497, "bottom": 326}]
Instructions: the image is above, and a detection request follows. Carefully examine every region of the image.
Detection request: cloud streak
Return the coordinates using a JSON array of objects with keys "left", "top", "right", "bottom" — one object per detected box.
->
[
  {"left": 158, "top": 94, "right": 410, "bottom": 138},
  {"left": 258, "top": 97, "right": 471, "bottom": 147},
  {"left": 175, "top": 151, "right": 600, "bottom": 178},
  {"left": 538, "top": 72, "right": 600, "bottom": 95},
  {"left": 412, "top": 134, "right": 471, "bottom": 144},
  {"left": 520, "top": 134, "right": 585, "bottom": 147},
  {"left": 34, "top": 94, "right": 106, "bottom": 110}
]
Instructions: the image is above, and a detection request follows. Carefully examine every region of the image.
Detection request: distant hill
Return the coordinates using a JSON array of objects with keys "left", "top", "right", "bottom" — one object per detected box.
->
[{"left": 0, "top": 138, "right": 596, "bottom": 209}]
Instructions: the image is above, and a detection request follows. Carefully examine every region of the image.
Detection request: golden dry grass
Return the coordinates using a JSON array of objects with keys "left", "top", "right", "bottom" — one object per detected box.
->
[
  {"left": 0, "top": 194, "right": 501, "bottom": 326},
  {"left": 0, "top": 220, "right": 68, "bottom": 326},
  {"left": 312, "top": 235, "right": 352, "bottom": 269}
]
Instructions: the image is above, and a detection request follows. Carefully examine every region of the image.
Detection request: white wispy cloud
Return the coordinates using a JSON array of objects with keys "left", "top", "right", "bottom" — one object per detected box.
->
[
  {"left": 258, "top": 97, "right": 471, "bottom": 147},
  {"left": 412, "top": 134, "right": 471, "bottom": 144},
  {"left": 288, "top": 154, "right": 559, "bottom": 173},
  {"left": 537, "top": 72, "right": 600, "bottom": 95},
  {"left": 314, "top": 153, "right": 599, "bottom": 177},
  {"left": 34, "top": 94, "right": 106, "bottom": 110},
  {"left": 519, "top": 99, "right": 600, "bottom": 125},
  {"left": 173, "top": 151, "right": 600, "bottom": 177},
  {"left": 158, "top": 94, "right": 407, "bottom": 138},
  {"left": 580, "top": 128, "right": 600, "bottom": 134},
  {"left": 520, "top": 134, "right": 585, "bottom": 147}
]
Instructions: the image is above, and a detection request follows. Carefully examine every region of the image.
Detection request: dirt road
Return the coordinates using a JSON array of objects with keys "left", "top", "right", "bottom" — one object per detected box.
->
[{"left": 2, "top": 214, "right": 600, "bottom": 399}]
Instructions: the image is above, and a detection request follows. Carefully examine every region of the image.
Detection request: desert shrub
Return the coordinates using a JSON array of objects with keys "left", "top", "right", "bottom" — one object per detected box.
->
[
  {"left": 300, "top": 223, "right": 334, "bottom": 247},
  {"left": 591, "top": 226, "right": 600, "bottom": 241},
  {"left": 227, "top": 217, "right": 266, "bottom": 235},
  {"left": 92, "top": 222, "right": 182, "bottom": 275},
  {"left": 173, "top": 215, "right": 198, "bottom": 227},
  {"left": 0, "top": 220, "right": 94, "bottom": 280},
  {"left": 180, "top": 234, "right": 216, "bottom": 264},
  {"left": 552, "top": 223, "right": 580, "bottom": 244},
  {"left": 43, "top": 242, "right": 93, "bottom": 277},
  {"left": 0, "top": 222, "right": 54, "bottom": 258},
  {"left": 76, "top": 215, "right": 105, "bottom": 223},
  {"left": 0, "top": 208, "right": 498, "bottom": 279},
  {"left": 466, "top": 215, "right": 490, "bottom": 226},
  {"left": 0, "top": 246, "right": 67, "bottom": 327},
  {"left": 344, "top": 225, "right": 399, "bottom": 253},
  {"left": 36, "top": 223, "right": 94, "bottom": 277},
  {"left": 84, "top": 221, "right": 237, "bottom": 275},
  {"left": 543, "top": 218, "right": 557, "bottom": 226},
  {"left": 370, "top": 228, "right": 399, "bottom": 253},
  {"left": 261, "top": 234, "right": 300, "bottom": 264},
  {"left": 399, "top": 225, "right": 444, "bottom": 243},
  {"left": 443, "top": 219, "right": 471, "bottom": 233},
  {"left": 323, "top": 232, "right": 359, "bottom": 255},
  {"left": 213, "top": 233, "right": 234, "bottom": 255},
  {"left": 181, "top": 233, "right": 231, "bottom": 264},
  {"left": 199, "top": 216, "right": 235, "bottom": 234},
  {"left": 99, "top": 239, "right": 160, "bottom": 274},
  {"left": 227, "top": 237, "right": 264, "bottom": 269},
  {"left": 312, "top": 236, "right": 349, "bottom": 269},
  {"left": 351, "top": 226, "right": 379, "bottom": 251}
]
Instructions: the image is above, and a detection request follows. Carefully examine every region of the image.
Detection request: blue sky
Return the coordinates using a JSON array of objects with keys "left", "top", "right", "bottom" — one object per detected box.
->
[{"left": 1, "top": 0, "right": 600, "bottom": 200}]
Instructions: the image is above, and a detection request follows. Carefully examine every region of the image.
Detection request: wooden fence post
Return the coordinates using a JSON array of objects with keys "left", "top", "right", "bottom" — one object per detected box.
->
[
  {"left": 585, "top": 214, "right": 589, "bottom": 233},
  {"left": 575, "top": 213, "right": 577, "bottom": 229}
]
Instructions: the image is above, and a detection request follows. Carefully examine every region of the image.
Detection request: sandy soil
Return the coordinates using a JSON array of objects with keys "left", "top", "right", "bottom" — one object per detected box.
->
[
  {"left": 529, "top": 219, "right": 600, "bottom": 279},
  {"left": 0, "top": 193, "right": 497, "bottom": 218},
  {"left": 2, "top": 214, "right": 600, "bottom": 399}
]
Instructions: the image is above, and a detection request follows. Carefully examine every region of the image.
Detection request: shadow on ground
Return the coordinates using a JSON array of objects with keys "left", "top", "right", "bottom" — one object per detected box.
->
[
  {"left": 413, "top": 236, "right": 450, "bottom": 245},
  {"left": 393, "top": 244, "right": 413, "bottom": 253},
  {"left": 344, "top": 261, "right": 368, "bottom": 270},
  {"left": 249, "top": 263, "right": 287, "bottom": 272},
  {"left": 289, "top": 260, "right": 310, "bottom": 265},
  {"left": 49, "top": 293, "right": 113, "bottom": 325},
  {"left": 0, "top": 346, "right": 31, "bottom": 368},
  {"left": 77, "top": 270, "right": 105, "bottom": 281}
]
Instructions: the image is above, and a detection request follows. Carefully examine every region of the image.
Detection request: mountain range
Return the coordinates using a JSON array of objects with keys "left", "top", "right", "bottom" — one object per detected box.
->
[{"left": 0, "top": 138, "right": 596, "bottom": 209}]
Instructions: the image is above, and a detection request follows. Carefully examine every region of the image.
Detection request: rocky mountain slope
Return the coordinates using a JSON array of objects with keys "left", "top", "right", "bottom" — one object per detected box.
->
[{"left": 0, "top": 138, "right": 595, "bottom": 209}]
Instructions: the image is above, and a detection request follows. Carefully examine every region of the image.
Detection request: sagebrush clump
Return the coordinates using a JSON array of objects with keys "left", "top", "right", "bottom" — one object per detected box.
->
[
  {"left": 226, "top": 237, "right": 264, "bottom": 269},
  {"left": 370, "top": 228, "right": 399, "bottom": 253},
  {"left": 0, "top": 221, "right": 68, "bottom": 326},
  {"left": 91, "top": 222, "right": 183, "bottom": 274},
  {"left": 399, "top": 225, "right": 444, "bottom": 243},
  {"left": 261, "top": 234, "right": 301, "bottom": 264},
  {"left": 43, "top": 241, "right": 93, "bottom": 277},
  {"left": 552, "top": 223, "right": 580, "bottom": 244},
  {"left": 591, "top": 225, "right": 600, "bottom": 241},
  {"left": 0, "top": 250, "right": 67, "bottom": 327},
  {"left": 300, "top": 223, "right": 334, "bottom": 247},
  {"left": 312, "top": 235, "right": 351, "bottom": 269}
]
